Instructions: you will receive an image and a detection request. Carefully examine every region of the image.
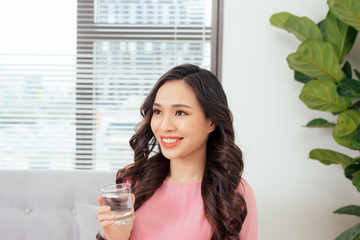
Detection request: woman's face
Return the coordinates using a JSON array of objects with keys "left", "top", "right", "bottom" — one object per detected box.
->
[{"left": 150, "top": 80, "right": 215, "bottom": 162}]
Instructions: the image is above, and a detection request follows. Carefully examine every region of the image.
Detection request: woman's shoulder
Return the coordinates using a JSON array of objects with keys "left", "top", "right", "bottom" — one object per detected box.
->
[
  {"left": 237, "top": 178, "right": 255, "bottom": 196},
  {"left": 238, "top": 178, "right": 258, "bottom": 239},
  {"left": 237, "top": 178, "right": 257, "bottom": 208}
]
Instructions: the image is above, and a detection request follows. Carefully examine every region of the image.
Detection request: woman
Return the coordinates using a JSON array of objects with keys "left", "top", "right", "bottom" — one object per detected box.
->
[{"left": 97, "top": 64, "right": 257, "bottom": 240}]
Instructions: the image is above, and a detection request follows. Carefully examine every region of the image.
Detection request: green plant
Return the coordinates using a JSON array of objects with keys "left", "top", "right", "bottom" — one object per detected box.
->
[{"left": 270, "top": 0, "right": 360, "bottom": 239}]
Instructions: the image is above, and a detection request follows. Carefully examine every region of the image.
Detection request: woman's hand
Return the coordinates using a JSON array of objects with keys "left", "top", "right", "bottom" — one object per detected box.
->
[{"left": 97, "top": 195, "right": 135, "bottom": 240}]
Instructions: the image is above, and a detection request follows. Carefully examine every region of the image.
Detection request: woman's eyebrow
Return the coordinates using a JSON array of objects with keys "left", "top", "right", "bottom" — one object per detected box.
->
[{"left": 153, "top": 103, "right": 191, "bottom": 108}]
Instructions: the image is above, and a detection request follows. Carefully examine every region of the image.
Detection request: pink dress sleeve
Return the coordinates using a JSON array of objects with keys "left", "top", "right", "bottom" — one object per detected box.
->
[{"left": 238, "top": 179, "right": 258, "bottom": 240}]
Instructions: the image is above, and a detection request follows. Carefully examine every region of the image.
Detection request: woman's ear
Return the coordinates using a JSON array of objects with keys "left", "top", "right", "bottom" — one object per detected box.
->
[{"left": 208, "top": 121, "right": 216, "bottom": 133}]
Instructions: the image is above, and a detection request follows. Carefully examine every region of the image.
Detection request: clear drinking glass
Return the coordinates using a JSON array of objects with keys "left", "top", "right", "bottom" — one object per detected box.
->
[{"left": 100, "top": 183, "right": 135, "bottom": 225}]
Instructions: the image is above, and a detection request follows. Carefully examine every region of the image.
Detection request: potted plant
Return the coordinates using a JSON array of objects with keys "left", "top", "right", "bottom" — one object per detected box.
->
[{"left": 270, "top": 0, "right": 360, "bottom": 239}]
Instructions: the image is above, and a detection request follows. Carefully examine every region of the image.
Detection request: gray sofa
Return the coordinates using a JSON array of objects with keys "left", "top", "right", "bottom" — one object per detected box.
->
[{"left": 0, "top": 170, "right": 116, "bottom": 240}]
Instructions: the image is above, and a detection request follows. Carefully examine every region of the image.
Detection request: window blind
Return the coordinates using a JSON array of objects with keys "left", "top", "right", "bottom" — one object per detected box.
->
[{"left": 0, "top": 0, "right": 222, "bottom": 170}]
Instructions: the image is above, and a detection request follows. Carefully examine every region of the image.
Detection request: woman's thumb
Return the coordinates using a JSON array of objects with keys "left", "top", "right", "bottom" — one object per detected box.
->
[
  {"left": 97, "top": 195, "right": 104, "bottom": 206},
  {"left": 132, "top": 193, "right": 135, "bottom": 205}
]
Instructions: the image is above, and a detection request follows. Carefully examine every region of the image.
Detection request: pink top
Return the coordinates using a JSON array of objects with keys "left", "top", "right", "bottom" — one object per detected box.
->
[{"left": 130, "top": 179, "right": 258, "bottom": 240}]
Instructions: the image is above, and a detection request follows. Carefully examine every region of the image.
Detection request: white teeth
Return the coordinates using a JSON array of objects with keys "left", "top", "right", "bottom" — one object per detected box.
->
[{"left": 162, "top": 138, "right": 179, "bottom": 143}]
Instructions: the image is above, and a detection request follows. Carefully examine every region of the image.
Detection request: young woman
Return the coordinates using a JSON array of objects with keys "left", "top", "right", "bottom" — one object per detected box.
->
[{"left": 97, "top": 64, "right": 257, "bottom": 240}]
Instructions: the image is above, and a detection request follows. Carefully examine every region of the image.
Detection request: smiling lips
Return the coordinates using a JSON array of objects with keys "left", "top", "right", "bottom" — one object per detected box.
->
[{"left": 160, "top": 136, "right": 183, "bottom": 148}]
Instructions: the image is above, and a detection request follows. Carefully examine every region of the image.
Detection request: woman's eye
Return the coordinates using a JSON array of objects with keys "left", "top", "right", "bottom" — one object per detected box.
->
[
  {"left": 175, "top": 111, "right": 187, "bottom": 116},
  {"left": 153, "top": 109, "right": 161, "bottom": 115}
]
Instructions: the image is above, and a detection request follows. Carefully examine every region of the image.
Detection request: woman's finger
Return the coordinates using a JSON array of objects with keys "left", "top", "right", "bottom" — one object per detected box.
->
[
  {"left": 97, "top": 205, "right": 111, "bottom": 215},
  {"left": 97, "top": 212, "right": 115, "bottom": 222},
  {"left": 98, "top": 195, "right": 104, "bottom": 206},
  {"left": 99, "top": 219, "right": 115, "bottom": 228},
  {"left": 132, "top": 193, "right": 135, "bottom": 205}
]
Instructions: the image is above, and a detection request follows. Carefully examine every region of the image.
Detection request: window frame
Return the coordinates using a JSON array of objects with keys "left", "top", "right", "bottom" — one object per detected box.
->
[{"left": 75, "top": 0, "right": 223, "bottom": 169}]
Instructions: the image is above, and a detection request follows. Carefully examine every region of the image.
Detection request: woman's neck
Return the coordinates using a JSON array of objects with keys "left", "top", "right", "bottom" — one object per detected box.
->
[{"left": 166, "top": 157, "right": 206, "bottom": 184}]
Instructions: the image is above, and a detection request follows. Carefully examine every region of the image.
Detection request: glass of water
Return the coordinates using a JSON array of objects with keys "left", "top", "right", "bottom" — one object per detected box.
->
[{"left": 100, "top": 183, "right": 135, "bottom": 225}]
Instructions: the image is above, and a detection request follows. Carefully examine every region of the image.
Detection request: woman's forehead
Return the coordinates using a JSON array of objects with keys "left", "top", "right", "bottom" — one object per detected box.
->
[{"left": 154, "top": 80, "right": 201, "bottom": 108}]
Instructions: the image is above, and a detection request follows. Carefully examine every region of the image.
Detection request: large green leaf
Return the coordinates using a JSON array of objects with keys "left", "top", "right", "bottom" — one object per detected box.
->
[
  {"left": 284, "top": 16, "right": 323, "bottom": 41},
  {"left": 270, "top": 12, "right": 324, "bottom": 41},
  {"left": 318, "top": 20, "right": 326, "bottom": 40},
  {"left": 309, "top": 148, "right": 353, "bottom": 168},
  {"left": 353, "top": 170, "right": 360, "bottom": 192},
  {"left": 287, "top": 39, "right": 346, "bottom": 82},
  {"left": 299, "top": 79, "right": 351, "bottom": 114},
  {"left": 305, "top": 118, "right": 335, "bottom": 127},
  {"left": 337, "top": 78, "right": 360, "bottom": 97},
  {"left": 328, "top": 0, "right": 360, "bottom": 32},
  {"left": 342, "top": 61, "right": 353, "bottom": 78},
  {"left": 353, "top": 125, "right": 360, "bottom": 149},
  {"left": 334, "top": 205, "right": 360, "bottom": 217},
  {"left": 294, "top": 71, "right": 313, "bottom": 83},
  {"left": 345, "top": 163, "right": 360, "bottom": 180},
  {"left": 335, "top": 223, "right": 360, "bottom": 240},
  {"left": 333, "top": 110, "right": 360, "bottom": 149},
  {"left": 270, "top": 12, "right": 293, "bottom": 29},
  {"left": 356, "top": 69, "right": 360, "bottom": 80},
  {"left": 325, "top": 11, "right": 358, "bottom": 62},
  {"left": 350, "top": 101, "right": 360, "bottom": 113}
]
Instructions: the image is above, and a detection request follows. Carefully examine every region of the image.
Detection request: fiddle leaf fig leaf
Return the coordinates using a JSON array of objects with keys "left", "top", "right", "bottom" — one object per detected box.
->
[
  {"left": 350, "top": 101, "right": 360, "bottom": 113},
  {"left": 328, "top": 0, "right": 360, "bottom": 32},
  {"left": 335, "top": 223, "right": 360, "bottom": 240},
  {"left": 294, "top": 71, "right": 312, "bottom": 83},
  {"left": 353, "top": 140, "right": 360, "bottom": 149},
  {"left": 309, "top": 148, "right": 353, "bottom": 168},
  {"left": 342, "top": 61, "right": 352, "bottom": 78},
  {"left": 345, "top": 163, "right": 360, "bottom": 180},
  {"left": 325, "top": 12, "right": 358, "bottom": 62},
  {"left": 356, "top": 70, "right": 360, "bottom": 81},
  {"left": 299, "top": 79, "right": 351, "bottom": 114},
  {"left": 270, "top": 12, "right": 293, "bottom": 29},
  {"left": 305, "top": 118, "right": 335, "bottom": 127},
  {"left": 270, "top": 12, "right": 323, "bottom": 41},
  {"left": 354, "top": 125, "right": 360, "bottom": 149},
  {"left": 334, "top": 205, "right": 360, "bottom": 217},
  {"left": 333, "top": 110, "right": 360, "bottom": 150},
  {"left": 337, "top": 78, "right": 360, "bottom": 98},
  {"left": 353, "top": 170, "right": 360, "bottom": 192},
  {"left": 287, "top": 39, "right": 346, "bottom": 82},
  {"left": 318, "top": 20, "right": 326, "bottom": 40},
  {"left": 284, "top": 16, "right": 323, "bottom": 41}
]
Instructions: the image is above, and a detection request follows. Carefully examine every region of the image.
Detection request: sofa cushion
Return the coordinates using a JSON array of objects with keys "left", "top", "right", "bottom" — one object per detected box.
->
[
  {"left": 75, "top": 201, "right": 101, "bottom": 240},
  {"left": 0, "top": 170, "right": 116, "bottom": 240}
]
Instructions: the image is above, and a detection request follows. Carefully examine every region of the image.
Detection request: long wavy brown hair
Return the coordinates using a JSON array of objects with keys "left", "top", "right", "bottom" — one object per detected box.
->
[{"left": 116, "top": 64, "right": 247, "bottom": 239}]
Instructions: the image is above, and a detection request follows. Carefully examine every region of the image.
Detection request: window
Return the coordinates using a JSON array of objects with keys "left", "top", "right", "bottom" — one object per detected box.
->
[{"left": 0, "top": 0, "right": 223, "bottom": 170}]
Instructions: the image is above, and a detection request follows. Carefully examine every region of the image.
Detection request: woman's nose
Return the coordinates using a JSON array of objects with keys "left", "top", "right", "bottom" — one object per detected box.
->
[{"left": 159, "top": 114, "right": 176, "bottom": 131}]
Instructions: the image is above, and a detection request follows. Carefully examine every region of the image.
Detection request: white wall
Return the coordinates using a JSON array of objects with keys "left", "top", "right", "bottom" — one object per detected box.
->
[{"left": 222, "top": 0, "right": 360, "bottom": 239}]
